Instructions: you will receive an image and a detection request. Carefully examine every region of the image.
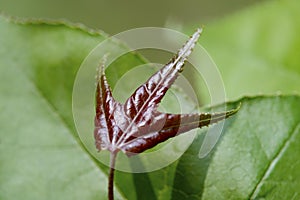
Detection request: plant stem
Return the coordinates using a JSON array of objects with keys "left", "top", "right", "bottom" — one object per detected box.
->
[{"left": 108, "top": 151, "right": 117, "bottom": 200}]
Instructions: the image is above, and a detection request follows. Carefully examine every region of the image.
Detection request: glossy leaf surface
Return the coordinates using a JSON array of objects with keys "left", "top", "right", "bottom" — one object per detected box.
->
[{"left": 94, "top": 29, "right": 239, "bottom": 156}]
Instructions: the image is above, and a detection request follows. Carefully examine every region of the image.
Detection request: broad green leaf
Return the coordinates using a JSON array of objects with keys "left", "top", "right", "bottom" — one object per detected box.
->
[
  {"left": 0, "top": 53, "right": 110, "bottom": 200},
  {"left": 172, "top": 95, "right": 300, "bottom": 199},
  {"left": 0, "top": 15, "right": 196, "bottom": 200},
  {"left": 0, "top": 15, "right": 158, "bottom": 200},
  {"left": 191, "top": 0, "right": 300, "bottom": 102}
]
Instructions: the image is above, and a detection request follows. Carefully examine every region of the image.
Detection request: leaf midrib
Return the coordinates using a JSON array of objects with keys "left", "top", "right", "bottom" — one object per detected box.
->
[{"left": 249, "top": 122, "right": 300, "bottom": 199}]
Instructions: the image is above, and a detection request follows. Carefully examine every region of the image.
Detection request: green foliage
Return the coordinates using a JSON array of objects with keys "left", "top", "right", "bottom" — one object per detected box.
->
[
  {"left": 173, "top": 96, "right": 300, "bottom": 199},
  {"left": 0, "top": 17, "right": 110, "bottom": 199},
  {"left": 0, "top": 0, "right": 299, "bottom": 199},
  {"left": 0, "top": 16, "right": 145, "bottom": 200},
  {"left": 199, "top": 0, "right": 300, "bottom": 100}
]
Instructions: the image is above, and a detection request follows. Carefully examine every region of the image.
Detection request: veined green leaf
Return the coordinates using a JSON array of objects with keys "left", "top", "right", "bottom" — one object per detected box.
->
[
  {"left": 0, "top": 15, "right": 152, "bottom": 200},
  {"left": 172, "top": 95, "right": 300, "bottom": 199}
]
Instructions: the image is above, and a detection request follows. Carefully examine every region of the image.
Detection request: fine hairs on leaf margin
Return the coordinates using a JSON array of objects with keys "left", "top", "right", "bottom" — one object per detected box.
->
[{"left": 93, "top": 28, "right": 240, "bottom": 200}]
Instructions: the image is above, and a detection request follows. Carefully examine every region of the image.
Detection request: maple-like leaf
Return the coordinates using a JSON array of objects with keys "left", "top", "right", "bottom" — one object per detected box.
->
[
  {"left": 93, "top": 28, "right": 239, "bottom": 200},
  {"left": 94, "top": 28, "right": 238, "bottom": 156}
]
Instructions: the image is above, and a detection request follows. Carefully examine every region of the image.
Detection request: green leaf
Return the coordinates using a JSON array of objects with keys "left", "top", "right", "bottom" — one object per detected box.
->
[
  {"left": 0, "top": 15, "right": 196, "bottom": 200},
  {"left": 0, "top": 15, "right": 155, "bottom": 200},
  {"left": 172, "top": 95, "right": 300, "bottom": 199},
  {"left": 2, "top": 0, "right": 300, "bottom": 198},
  {"left": 193, "top": 0, "right": 300, "bottom": 101},
  {"left": 0, "top": 19, "right": 109, "bottom": 200}
]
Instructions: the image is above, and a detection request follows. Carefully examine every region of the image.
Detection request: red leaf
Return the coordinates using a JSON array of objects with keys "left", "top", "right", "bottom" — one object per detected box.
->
[
  {"left": 94, "top": 28, "right": 240, "bottom": 156},
  {"left": 120, "top": 107, "right": 240, "bottom": 154}
]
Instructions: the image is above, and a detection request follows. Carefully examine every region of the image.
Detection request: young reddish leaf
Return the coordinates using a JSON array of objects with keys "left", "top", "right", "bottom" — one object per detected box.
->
[
  {"left": 94, "top": 28, "right": 239, "bottom": 155},
  {"left": 93, "top": 28, "right": 240, "bottom": 199},
  {"left": 94, "top": 56, "right": 120, "bottom": 153},
  {"left": 121, "top": 108, "right": 240, "bottom": 154}
]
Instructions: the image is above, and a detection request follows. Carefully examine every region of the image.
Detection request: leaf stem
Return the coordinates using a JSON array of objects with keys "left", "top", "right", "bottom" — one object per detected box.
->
[{"left": 108, "top": 151, "right": 117, "bottom": 200}]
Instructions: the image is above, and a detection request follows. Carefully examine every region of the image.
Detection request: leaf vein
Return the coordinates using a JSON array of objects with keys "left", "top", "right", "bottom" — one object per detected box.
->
[{"left": 249, "top": 122, "right": 300, "bottom": 199}]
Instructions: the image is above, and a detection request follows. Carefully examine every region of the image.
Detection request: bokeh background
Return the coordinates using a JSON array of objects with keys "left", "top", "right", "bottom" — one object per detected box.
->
[
  {"left": 0, "top": 0, "right": 262, "bottom": 34},
  {"left": 1, "top": 0, "right": 299, "bottom": 108}
]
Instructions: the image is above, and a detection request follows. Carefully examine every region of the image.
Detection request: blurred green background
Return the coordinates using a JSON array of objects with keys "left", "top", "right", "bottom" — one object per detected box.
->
[
  {"left": 1, "top": 0, "right": 299, "bottom": 102},
  {"left": 0, "top": 0, "right": 262, "bottom": 34}
]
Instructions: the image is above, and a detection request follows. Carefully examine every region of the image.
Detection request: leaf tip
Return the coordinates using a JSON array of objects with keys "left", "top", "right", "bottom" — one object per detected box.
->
[
  {"left": 225, "top": 102, "right": 242, "bottom": 119},
  {"left": 96, "top": 53, "right": 109, "bottom": 81},
  {"left": 172, "top": 27, "right": 203, "bottom": 72},
  {"left": 195, "top": 27, "right": 203, "bottom": 36}
]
